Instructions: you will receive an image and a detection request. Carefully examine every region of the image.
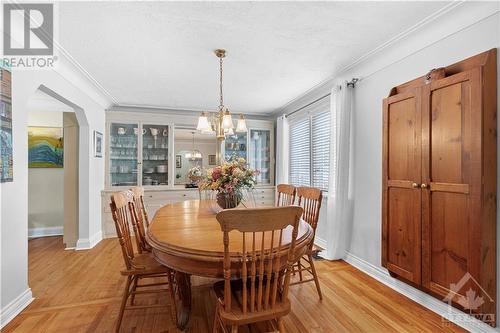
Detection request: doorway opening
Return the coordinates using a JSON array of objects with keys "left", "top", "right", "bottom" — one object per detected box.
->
[{"left": 27, "top": 88, "right": 80, "bottom": 249}]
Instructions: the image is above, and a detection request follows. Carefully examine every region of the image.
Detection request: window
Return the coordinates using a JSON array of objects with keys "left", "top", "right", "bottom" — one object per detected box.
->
[
  {"left": 289, "top": 108, "right": 331, "bottom": 191},
  {"left": 289, "top": 117, "right": 310, "bottom": 187},
  {"left": 312, "top": 111, "right": 330, "bottom": 191}
]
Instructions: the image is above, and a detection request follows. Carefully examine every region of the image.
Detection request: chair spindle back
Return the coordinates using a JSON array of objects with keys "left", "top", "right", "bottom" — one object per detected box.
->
[
  {"left": 296, "top": 187, "right": 322, "bottom": 250},
  {"left": 216, "top": 206, "right": 303, "bottom": 315},
  {"left": 276, "top": 184, "right": 296, "bottom": 207},
  {"left": 110, "top": 190, "right": 137, "bottom": 271},
  {"left": 130, "top": 186, "right": 150, "bottom": 253}
]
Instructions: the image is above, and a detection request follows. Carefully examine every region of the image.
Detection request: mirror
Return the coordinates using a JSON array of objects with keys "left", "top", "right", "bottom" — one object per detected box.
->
[{"left": 174, "top": 128, "right": 217, "bottom": 186}]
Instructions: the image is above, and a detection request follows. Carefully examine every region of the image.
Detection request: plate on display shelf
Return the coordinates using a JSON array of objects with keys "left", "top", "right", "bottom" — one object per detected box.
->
[{"left": 113, "top": 182, "right": 136, "bottom": 186}]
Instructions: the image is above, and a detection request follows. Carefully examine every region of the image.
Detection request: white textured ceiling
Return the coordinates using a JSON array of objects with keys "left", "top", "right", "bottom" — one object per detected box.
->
[{"left": 59, "top": 1, "right": 450, "bottom": 114}]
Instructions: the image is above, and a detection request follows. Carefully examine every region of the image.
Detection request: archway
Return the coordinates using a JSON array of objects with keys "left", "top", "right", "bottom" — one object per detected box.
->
[{"left": 32, "top": 85, "right": 90, "bottom": 249}]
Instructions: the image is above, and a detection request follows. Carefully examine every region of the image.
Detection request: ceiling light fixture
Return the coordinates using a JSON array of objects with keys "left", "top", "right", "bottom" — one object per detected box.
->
[
  {"left": 196, "top": 49, "right": 247, "bottom": 140},
  {"left": 185, "top": 132, "right": 202, "bottom": 160}
]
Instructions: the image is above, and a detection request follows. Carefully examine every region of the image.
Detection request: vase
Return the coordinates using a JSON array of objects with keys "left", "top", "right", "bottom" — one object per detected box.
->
[{"left": 216, "top": 191, "right": 242, "bottom": 209}]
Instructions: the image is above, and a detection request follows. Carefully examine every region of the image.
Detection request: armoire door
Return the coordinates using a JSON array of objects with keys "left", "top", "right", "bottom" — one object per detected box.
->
[
  {"left": 382, "top": 88, "right": 422, "bottom": 284},
  {"left": 421, "top": 69, "right": 483, "bottom": 303}
]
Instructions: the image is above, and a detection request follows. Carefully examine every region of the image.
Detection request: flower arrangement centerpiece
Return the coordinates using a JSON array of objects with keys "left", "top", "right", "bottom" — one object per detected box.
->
[
  {"left": 200, "top": 158, "right": 258, "bottom": 209},
  {"left": 186, "top": 166, "right": 203, "bottom": 188}
]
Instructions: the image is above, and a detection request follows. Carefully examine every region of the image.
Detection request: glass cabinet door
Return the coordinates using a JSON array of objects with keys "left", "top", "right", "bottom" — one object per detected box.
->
[
  {"left": 142, "top": 124, "right": 169, "bottom": 186},
  {"left": 249, "top": 129, "right": 271, "bottom": 184},
  {"left": 224, "top": 132, "right": 247, "bottom": 161},
  {"left": 109, "top": 123, "right": 138, "bottom": 186}
]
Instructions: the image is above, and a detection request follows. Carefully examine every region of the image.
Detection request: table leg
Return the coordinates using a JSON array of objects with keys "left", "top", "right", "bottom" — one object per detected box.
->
[{"left": 174, "top": 271, "right": 191, "bottom": 330}]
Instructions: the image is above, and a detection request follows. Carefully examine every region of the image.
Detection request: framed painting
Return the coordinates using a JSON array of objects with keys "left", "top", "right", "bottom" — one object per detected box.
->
[
  {"left": 94, "top": 131, "right": 103, "bottom": 158},
  {"left": 28, "top": 127, "right": 64, "bottom": 168},
  {"left": 209, "top": 154, "right": 216, "bottom": 165},
  {"left": 0, "top": 66, "right": 13, "bottom": 182}
]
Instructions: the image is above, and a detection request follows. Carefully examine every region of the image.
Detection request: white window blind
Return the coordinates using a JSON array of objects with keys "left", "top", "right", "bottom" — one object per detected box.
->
[
  {"left": 289, "top": 117, "right": 311, "bottom": 187},
  {"left": 288, "top": 97, "right": 331, "bottom": 191},
  {"left": 312, "top": 111, "right": 330, "bottom": 191}
]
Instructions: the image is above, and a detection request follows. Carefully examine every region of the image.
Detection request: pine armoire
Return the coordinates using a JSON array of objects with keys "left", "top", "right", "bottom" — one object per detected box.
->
[{"left": 382, "top": 49, "right": 497, "bottom": 326}]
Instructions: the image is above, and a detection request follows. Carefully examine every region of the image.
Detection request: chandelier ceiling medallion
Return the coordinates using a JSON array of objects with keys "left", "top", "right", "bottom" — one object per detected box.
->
[{"left": 196, "top": 49, "right": 247, "bottom": 140}]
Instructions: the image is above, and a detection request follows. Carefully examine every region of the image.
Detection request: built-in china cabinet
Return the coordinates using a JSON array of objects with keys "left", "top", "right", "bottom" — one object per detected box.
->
[
  {"left": 221, "top": 126, "right": 274, "bottom": 185},
  {"left": 102, "top": 109, "right": 276, "bottom": 238},
  {"left": 108, "top": 122, "right": 171, "bottom": 187}
]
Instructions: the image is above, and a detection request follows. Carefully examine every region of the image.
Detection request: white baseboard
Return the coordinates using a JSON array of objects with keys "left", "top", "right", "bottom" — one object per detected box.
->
[
  {"left": 28, "top": 226, "right": 63, "bottom": 239},
  {"left": 0, "top": 288, "right": 33, "bottom": 329},
  {"left": 75, "top": 230, "right": 103, "bottom": 250},
  {"left": 314, "top": 237, "right": 327, "bottom": 251},
  {"left": 344, "top": 252, "right": 498, "bottom": 333}
]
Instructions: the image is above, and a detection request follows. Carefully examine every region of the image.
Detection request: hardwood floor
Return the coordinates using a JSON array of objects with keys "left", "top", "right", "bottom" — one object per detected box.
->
[{"left": 3, "top": 237, "right": 466, "bottom": 333}]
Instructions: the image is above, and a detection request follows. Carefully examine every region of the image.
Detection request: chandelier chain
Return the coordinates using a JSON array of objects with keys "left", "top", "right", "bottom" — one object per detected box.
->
[{"left": 219, "top": 57, "right": 224, "bottom": 109}]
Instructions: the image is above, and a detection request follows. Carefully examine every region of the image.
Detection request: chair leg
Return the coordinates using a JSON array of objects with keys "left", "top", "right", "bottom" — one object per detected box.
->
[
  {"left": 277, "top": 318, "right": 285, "bottom": 333},
  {"left": 130, "top": 276, "right": 138, "bottom": 305},
  {"left": 231, "top": 325, "right": 238, "bottom": 333},
  {"left": 308, "top": 254, "right": 323, "bottom": 300},
  {"left": 116, "top": 276, "right": 132, "bottom": 333},
  {"left": 297, "top": 258, "right": 303, "bottom": 282}
]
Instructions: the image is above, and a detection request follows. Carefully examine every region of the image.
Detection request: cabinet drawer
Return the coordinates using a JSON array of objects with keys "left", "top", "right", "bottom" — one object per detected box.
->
[
  {"left": 145, "top": 191, "right": 198, "bottom": 202},
  {"left": 253, "top": 189, "right": 275, "bottom": 201},
  {"left": 255, "top": 199, "right": 275, "bottom": 207}
]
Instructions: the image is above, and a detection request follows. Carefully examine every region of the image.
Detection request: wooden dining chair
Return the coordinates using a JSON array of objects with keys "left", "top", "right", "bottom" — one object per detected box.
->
[
  {"left": 276, "top": 184, "right": 296, "bottom": 207},
  {"left": 110, "top": 190, "right": 177, "bottom": 332},
  {"left": 290, "top": 186, "right": 323, "bottom": 300},
  {"left": 213, "top": 206, "right": 304, "bottom": 333},
  {"left": 130, "top": 186, "right": 151, "bottom": 253}
]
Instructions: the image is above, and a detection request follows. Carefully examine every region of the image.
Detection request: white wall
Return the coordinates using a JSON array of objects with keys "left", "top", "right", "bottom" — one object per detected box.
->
[
  {"left": 347, "top": 9, "right": 500, "bottom": 328},
  {"left": 277, "top": 1, "right": 500, "bottom": 329},
  {"left": 27, "top": 111, "right": 64, "bottom": 232},
  {"left": 1, "top": 58, "right": 108, "bottom": 327},
  {"left": 318, "top": 6, "right": 500, "bottom": 329},
  {"left": 348, "top": 7, "right": 499, "bottom": 273}
]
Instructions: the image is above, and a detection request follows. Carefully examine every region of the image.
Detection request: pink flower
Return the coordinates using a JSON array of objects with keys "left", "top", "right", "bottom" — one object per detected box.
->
[{"left": 212, "top": 167, "right": 222, "bottom": 181}]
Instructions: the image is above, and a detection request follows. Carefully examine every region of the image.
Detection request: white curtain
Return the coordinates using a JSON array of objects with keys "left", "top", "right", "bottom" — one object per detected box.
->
[
  {"left": 275, "top": 115, "right": 289, "bottom": 185},
  {"left": 326, "top": 81, "right": 354, "bottom": 260}
]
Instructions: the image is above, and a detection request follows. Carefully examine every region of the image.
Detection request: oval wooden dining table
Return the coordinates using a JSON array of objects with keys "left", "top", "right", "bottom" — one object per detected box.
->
[{"left": 146, "top": 199, "right": 314, "bottom": 330}]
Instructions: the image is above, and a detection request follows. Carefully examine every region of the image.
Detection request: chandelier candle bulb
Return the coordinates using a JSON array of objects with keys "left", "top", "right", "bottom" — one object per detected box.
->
[
  {"left": 196, "top": 112, "right": 211, "bottom": 132},
  {"left": 236, "top": 114, "right": 247, "bottom": 133},
  {"left": 222, "top": 110, "right": 233, "bottom": 130}
]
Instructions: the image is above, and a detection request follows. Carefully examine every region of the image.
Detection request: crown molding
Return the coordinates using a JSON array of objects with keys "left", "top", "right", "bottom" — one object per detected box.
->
[
  {"left": 109, "top": 104, "right": 274, "bottom": 121},
  {"left": 1, "top": 3, "right": 114, "bottom": 108},
  {"left": 53, "top": 44, "right": 116, "bottom": 108},
  {"left": 271, "top": 0, "right": 500, "bottom": 118}
]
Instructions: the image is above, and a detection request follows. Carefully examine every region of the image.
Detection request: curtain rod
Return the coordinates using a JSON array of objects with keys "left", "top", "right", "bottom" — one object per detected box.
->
[{"left": 285, "top": 78, "right": 359, "bottom": 117}]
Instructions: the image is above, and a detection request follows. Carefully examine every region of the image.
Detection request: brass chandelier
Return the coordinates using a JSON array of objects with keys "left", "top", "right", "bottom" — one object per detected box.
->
[{"left": 196, "top": 49, "right": 247, "bottom": 140}]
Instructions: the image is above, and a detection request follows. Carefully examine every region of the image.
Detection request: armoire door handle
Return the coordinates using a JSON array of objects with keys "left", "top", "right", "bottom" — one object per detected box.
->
[
  {"left": 420, "top": 183, "right": 428, "bottom": 189},
  {"left": 412, "top": 183, "right": 420, "bottom": 188}
]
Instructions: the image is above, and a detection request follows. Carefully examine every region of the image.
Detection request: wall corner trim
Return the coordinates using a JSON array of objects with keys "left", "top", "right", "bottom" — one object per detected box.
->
[
  {"left": 0, "top": 288, "right": 33, "bottom": 329},
  {"left": 75, "top": 231, "right": 103, "bottom": 251},
  {"left": 344, "top": 252, "right": 498, "bottom": 333}
]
